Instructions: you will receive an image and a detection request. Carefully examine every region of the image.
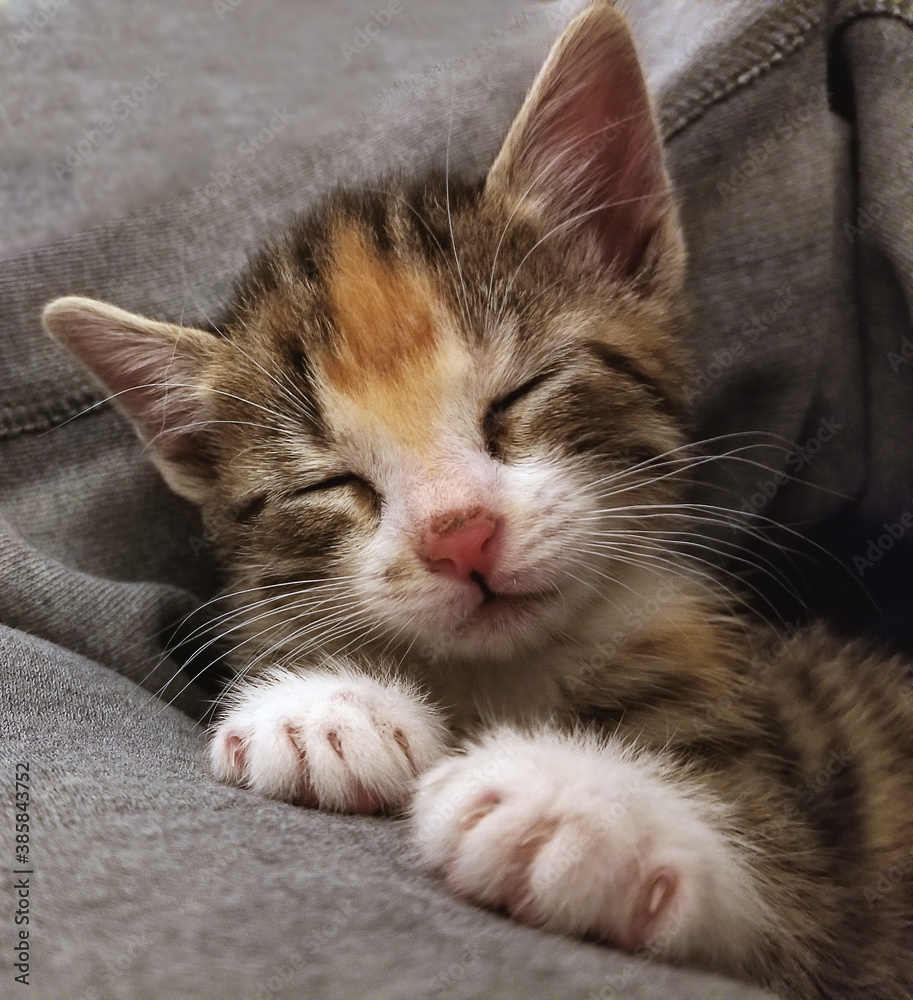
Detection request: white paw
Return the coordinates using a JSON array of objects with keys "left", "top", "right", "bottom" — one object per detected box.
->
[
  {"left": 211, "top": 669, "right": 448, "bottom": 813},
  {"left": 411, "top": 729, "right": 772, "bottom": 969}
]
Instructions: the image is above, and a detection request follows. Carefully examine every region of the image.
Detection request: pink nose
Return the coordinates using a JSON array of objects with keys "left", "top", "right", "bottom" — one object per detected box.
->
[{"left": 422, "top": 512, "right": 501, "bottom": 582}]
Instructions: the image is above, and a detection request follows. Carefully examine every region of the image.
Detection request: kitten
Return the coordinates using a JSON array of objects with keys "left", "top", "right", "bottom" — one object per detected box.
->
[{"left": 42, "top": 3, "right": 912, "bottom": 997}]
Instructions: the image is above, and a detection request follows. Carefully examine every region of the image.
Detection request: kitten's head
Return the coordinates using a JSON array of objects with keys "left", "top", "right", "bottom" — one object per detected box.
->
[{"left": 44, "top": 2, "right": 688, "bottom": 666}]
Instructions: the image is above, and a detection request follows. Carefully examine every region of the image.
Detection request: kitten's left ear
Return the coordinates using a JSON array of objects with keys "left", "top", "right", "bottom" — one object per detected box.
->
[
  {"left": 43, "top": 295, "right": 225, "bottom": 504},
  {"left": 486, "top": 1, "right": 684, "bottom": 296}
]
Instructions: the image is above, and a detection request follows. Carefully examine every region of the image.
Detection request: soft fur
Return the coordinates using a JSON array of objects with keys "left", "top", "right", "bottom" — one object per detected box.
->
[{"left": 42, "top": 4, "right": 912, "bottom": 998}]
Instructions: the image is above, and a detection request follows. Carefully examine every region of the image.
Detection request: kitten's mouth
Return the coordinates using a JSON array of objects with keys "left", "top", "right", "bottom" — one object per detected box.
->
[
  {"left": 470, "top": 572, "right": 497, "bottom": 604},
  {"left": 467, "top": 572, "right": 556, "bottom": 618}
]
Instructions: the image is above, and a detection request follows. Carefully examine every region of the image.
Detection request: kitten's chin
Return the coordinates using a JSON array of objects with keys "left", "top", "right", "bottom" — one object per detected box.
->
[{"left": 425, "top": 587, "right": 567, "bottom": 662}]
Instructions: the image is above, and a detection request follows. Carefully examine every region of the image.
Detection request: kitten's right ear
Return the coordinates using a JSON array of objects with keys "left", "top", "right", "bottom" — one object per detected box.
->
[
  {"left": 485, "top": 1, "right": 684, "bottom": 296},
  {"left": 43, "top": 295, "right": 225, "bottom": 504}
]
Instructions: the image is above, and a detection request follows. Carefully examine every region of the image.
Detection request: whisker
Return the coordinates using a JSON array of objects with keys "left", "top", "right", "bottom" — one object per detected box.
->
[
  {"left": 444, "top": 86, "right": 472, "bottom": 331},
  {"left": 205, "top": 601, "right": 370, "bottom": 715},
  {"left": 42, "top": 380, "right": 304, "bottom": 441},
  {"left": 577, "top": 538, "right": 791, "bottom": 627},
  {"left": 143, "top": 575, "right": 359, "bottom": 679},
  {"left": 150, "top": 596, "right": 365, "bottom": 717},
  {"left": 573, "top": 541, "right": 776, "bottom": 636},
  {"left": 582, "top": 501, "right": 872, "bottom": 607},
  {"left": 140, "top": 577, "right": 361, "bottom": 714},
  {"left": 589, "top": 528, "right": 805, "bottom": 606},
  {"left": 486, "top": 129, "right": 611, "bottom": 311}
]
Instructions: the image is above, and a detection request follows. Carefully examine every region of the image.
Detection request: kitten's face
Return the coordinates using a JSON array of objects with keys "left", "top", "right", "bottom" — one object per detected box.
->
[
  {"left": 44, "top": 2, "right": 688, "bottom": 666},
  {"left": 205, "top": 184, "right": 685, "bottom": 662}
]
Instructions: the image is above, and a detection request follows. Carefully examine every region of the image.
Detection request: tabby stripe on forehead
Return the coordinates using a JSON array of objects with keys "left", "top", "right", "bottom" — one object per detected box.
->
[
  {"left": 282, "top": 337, "right": 328, "bottom": 441},
  {"left": 586, "top": 341, "right": 680, "bottom": 419},
  {"left": 358, "top": 197, "right": 395, "bottom": 255}
]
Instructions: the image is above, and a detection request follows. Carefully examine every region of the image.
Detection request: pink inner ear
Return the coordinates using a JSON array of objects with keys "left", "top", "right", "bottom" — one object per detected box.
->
[
  {"left": 74, "top": 331, "right": 209, "bottom": 463},
  {"left": 492, "top": 5, "right": 673, "bottom": 282},
  {"left": 43, "top": 298, "right": 218, "bottom": 497},
  {"left": 545, "top": 79, "right": 666, "bottom": 277},
  {"left": 88, "top": 332, "right": 218, "bottom": 495}
]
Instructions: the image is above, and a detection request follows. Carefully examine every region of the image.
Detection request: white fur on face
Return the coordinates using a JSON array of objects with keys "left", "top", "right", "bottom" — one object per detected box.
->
[{"left": 318, "top": 335, "right": 635, "bottom": 666}]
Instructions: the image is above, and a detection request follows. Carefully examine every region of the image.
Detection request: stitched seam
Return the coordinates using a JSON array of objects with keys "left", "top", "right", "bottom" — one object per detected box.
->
[
  {"left": 834, "top": 0, "right": 913, "bottom": 28},
  {"left": 660, "top": 0, "right": 825, "bottom": 139},
  {"left": 0, "top": 387, "right": 106, "bottom": 440},
  {"left": 661, "top": 0, "right": 913, "bottom": 139}
]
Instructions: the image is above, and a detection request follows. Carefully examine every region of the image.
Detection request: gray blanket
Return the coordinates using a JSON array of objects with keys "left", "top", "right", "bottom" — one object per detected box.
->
[{"left": 2, "top": 0, "right": 911, "bottom": 997}]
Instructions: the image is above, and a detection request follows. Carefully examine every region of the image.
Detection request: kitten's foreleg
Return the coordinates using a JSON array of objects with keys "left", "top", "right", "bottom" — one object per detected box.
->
[
  {"left": 210, "top": 664, "right": 448, "bottom": 812},
  {"left": 411, "top": 728, "right": 775, "bottom": 975}
]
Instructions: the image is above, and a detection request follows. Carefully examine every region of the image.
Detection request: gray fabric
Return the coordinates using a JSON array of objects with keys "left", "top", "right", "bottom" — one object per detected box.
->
[
  {"left": 0, "top": 0, "right": 757, "bottom": 259},
  {"left": 2, "top": 0, "right": 912, "bottom": 997},
  {"left": 674, "top": 1, "right": 913, "bottom": 645},
  {"left": 0, "top": 0, "right": 536, "bottom": 257}
]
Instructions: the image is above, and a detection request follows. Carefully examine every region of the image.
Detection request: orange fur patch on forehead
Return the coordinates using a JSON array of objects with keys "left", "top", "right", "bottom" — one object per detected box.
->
[
  {"left": 324, "top": 224, "right": 438, "bottom": 386},
  {"left": 320, "top": 222, "right": 462, "bottom": 448}
]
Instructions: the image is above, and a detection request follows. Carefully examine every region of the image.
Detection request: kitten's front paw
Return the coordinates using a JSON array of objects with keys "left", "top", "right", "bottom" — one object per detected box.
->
[
  {"left": 411, "top": 730, "right": 770, "bottom": 969},
  {"left": 211, "top": 670, "right": 448, "bottom": 813}
]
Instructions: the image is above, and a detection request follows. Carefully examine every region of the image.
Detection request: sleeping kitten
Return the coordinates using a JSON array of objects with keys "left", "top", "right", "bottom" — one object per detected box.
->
[{"left": 42, "top": 3, "right": 912, "bottom": 997}]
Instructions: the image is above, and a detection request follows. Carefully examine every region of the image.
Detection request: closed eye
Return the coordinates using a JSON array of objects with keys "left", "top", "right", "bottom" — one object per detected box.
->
[
  {"left": 489, "top": 372, "right": 552, "bottom": 417},
  {"left": 484, "top": 372, "right": 553, "bottom": 455},
  {"left": 234, "top": 474, "right": 378, "bottom": 525},
  {"left": 293, "top": 473, "right": 366, "bottom": 496}
]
